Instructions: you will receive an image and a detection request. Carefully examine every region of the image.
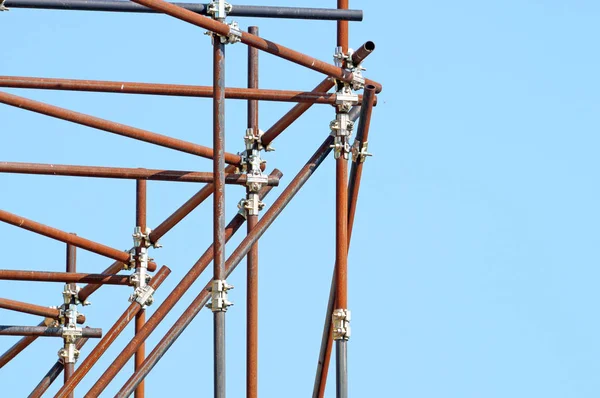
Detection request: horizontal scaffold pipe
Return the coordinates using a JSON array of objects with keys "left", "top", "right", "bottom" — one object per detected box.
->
[
  {"left": 0, "top": 162, "right": 280, "bottom": 185},
  {"left": 3, "top": 1, "right": 363, "bottom": 21},
  {"left": 0, "top": 76, "right": 376, "bottom": 105}
]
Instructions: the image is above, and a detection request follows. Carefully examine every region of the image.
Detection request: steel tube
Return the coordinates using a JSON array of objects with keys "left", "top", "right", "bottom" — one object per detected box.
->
[
  {"left": 28, "top": 336, "right": 89, "bottom": 398},
  {"left": 0, "top": 90, "right": 242, "bottom": 165},
  {"left": 83, "top": 172, "right": 282, "bottom": 397},
  {"left": 0, "top": 269, "right": 131, "bottom": 285},
  {"left": 3, "top": 1, "right": 363, "bottom": 20},
  {"left": 313, "top": 103, "right": 368, "bottom": 398},
  {"left": 247, "top": 26, "right": 259, "bottom": 398},
  {"left": 335, "top": 4, "right": 350, "bottom": 396},
  {"left": 135, "top": 179, "right": 147, "bottom": 398},
  {"left": 0, "top": 76, "right": 370, "bottom": 105},
  {"left": 114, "top": 137, "right": 333, "bottom": 397},
  {"left": 351, "top": 41, "right": 375, "bottom": 66},
  {"left": 64, "top": 240, "right": 77, "bottom": 398},
  {"left": 0, "top": 209, "right": 160, "bottom": 268},
  {"left": 127, "top": 0, "right": 382, "bottom": 93},
  {"left": 335, "top": 340, "right": 348, "bottom": 398},
  {"left": 0, "top": 326, "right": 102, "bottom": 338},
  {"left": 0, "top": 161, "right": 278, "bottom": 185},
  {"left": 0, "top": 320, "right": 46, "bottom": 368},
  {"left": 54, "top": 266, "right": 171, "bottom": 398},
  {"left": 212, "top": 35, "right": 227, "bottom": 398},
  {"left": 0, "top": 298, "right": 85, "bottom": 324}
]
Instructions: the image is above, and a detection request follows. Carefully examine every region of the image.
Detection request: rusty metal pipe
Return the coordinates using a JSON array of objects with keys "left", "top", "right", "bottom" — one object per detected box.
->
[
  {"left": 0, "top": 209, "right": 131, "bottom": 264},
  {"left": 335, "top": 3, "right": 350, "bottom": 395},
  {"left": 0, "top": 161, "right": 279, "bottom": 185},
  {"left": 0, "top": 269, "right": 131, "bottom": 285},
  {"left": 28, "top": 336, "right": 89, "bottom": 398},
  {"left": 135, "top": 179, "right": 147, "bottom": 398},
  {"left": 314, "top": 92, "right": 374, "bottom": 397},
  {"left": 0, "top": 326, "right": 101, "bottom": 338},
  {"left": 114, "top": 137, "right": 333, "bottom": 397},
  {"left": 0, "top": 76, "right": 372, "bottom": 105},
  {"left": 64, "top": 239, "right": 77, "bottom": 398},
  {"left": 128, "top": 0, "right": 382, "bottom": 93},
  {"left": 0, "top": 298, "right": 85, "bottom": 324},
  {"left": 0, "top": 90, "right": 242, "bottom": 164},
  {"left": 212, "top": 36, "right": 227, "bottom": 398},
  {"left": 83, "top": 172, "right": 282, "bottom": 397},
  {"left": 247, "top": 25, "right": 259, "bottom": 398},
  {"left": 0, "top": 320, "right": 46, "bottom": 369},
  {"left": 351, "top": 41, "right": 375, "bottom": 66},
  {"left": 53, "top": 266, "right": 171, "bottom": 398}
]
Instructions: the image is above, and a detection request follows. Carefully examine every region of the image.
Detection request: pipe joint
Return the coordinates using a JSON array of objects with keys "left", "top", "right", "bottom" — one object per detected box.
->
[
  {"left": 351, "top": 139, "right": 372, "bottom": 163},
  {"left": 330, "top": 112, "right": 355, "bottom": 160},
  {"left": 206, "top": 279, "right": 234, "bottom": 312},
  {"left": 206, "top": 0, "right": 232, "bottom": 19},
  {"left": 332, "top": 309, "right": 351, "bottom": 341},
  {"left": 237, "top": 193, "right": 265, "bottom": 218},
  {"left": 129, "top": 284, "right": 155, "bottom": 309}
]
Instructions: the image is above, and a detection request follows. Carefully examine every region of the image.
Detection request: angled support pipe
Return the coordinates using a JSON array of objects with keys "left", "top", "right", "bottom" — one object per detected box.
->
[
  {"left": 0, "top": 161, "right": 280, "bottom": 185},
  {"left": 0, "top": 209, "right": 157, "bottom": 271},
  {"left": 53, "top": 266, "right": 171, "bottom": 397},
  {"left": 79, "top": 171, "right": 282, "bottom": 397},
  {"left": 113, "top": 136, "right": 334, "bottom": 397},
  {"left": 0, "top": 76, "right": 376, "bottom": 105},
  {"left": 0, "top": 90, "right": 242, "bottom": 165},
  {"left": 127, "top": 0, "right": 382, "bottom": 93}
]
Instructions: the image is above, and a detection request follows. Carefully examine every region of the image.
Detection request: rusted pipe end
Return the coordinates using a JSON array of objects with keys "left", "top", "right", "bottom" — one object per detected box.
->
[
  {"left": 270, "top": 168, "right": 284, "bottom": 180},
  {"left": 147, "top": 261, "right": 157, "bottom": 272},
  {"left": 351, "top": 41, "right": 375, "bottom": 66},
  {"left": 76, "top": 314, "right": 86, "bottom": 324}
]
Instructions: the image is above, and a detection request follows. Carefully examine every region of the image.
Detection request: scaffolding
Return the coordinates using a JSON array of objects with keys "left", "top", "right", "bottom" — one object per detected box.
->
[{"left": 0, "top": 1, "right": 380, "bottom": 396}]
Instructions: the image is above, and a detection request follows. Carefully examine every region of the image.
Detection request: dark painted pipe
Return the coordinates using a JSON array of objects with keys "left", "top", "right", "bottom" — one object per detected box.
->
[{"left": 3, "top": 0, "right": 363, "bottom": 20}]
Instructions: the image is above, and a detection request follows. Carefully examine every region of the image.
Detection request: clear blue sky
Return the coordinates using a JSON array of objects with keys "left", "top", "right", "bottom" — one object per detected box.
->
[{"left": 1, "top": 0, "right": 600, "bottom": 396}]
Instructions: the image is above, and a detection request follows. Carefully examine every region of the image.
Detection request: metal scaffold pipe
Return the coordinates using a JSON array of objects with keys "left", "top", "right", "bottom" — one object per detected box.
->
[{"left": 3, "top": 0, "right": 363, "bottom": 20}]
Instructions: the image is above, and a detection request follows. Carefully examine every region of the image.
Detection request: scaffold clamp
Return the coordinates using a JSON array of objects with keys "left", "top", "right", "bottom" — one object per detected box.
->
[
  {"left": 351, "top": 140, "right": 372, "bottom": 163},
  {"left": 206, "top": 279, "right": 234, "bottom": 312},
  {"left": 129, "top": 284, "right": 155, "bottom": 309},
  {"left": 332, "top": 309, "right": 351, "bottom": 341},
  {"left": 206, "top": 0, "right": 232, "bottom": 19}
]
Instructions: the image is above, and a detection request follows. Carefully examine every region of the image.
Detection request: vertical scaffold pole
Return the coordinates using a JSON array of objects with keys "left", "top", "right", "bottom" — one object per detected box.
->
[
  {"left": 135, "top": 179, "right": 147, "bottom": 398},
  {"left": 247, "top": 25, "right": 260, "bottom": 398},
  {"left": 335, "top": 1, "right": 350, "bottom": 398},
  {"left": 212, "top": 17, "right": 228, "bottom": 398}
]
